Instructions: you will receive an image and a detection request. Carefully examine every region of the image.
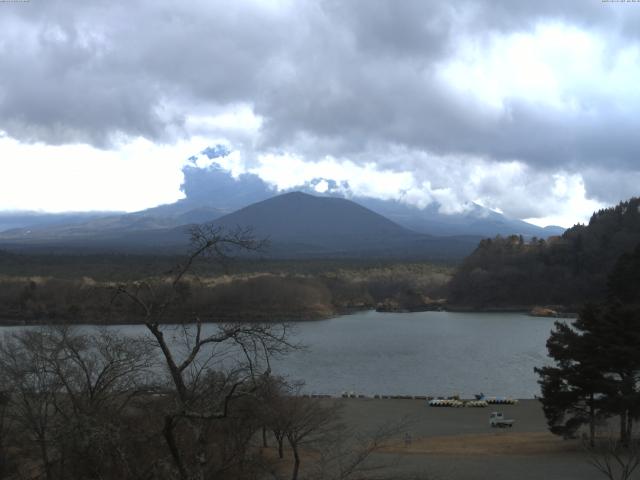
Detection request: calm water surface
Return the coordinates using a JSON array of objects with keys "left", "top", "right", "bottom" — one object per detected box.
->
[
  {"left": 1, "top": 311, "right": 558, "bottom": 398},
  {"left": 275, "top": 310, "right": 557, "bottom": 398}
]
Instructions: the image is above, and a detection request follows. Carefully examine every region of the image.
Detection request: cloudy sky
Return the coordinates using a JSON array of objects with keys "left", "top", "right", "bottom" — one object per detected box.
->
[{"left": 1, "top": 0, "right": 639, "bottom": 227}]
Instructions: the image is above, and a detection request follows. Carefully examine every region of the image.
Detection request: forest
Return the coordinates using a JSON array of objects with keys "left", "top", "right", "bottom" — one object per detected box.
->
[
  {"left": 0, "top": 252, "right": 451, "bottom": 325},
  {"left": 447, "top": 197, "right": 640, "bottom": 309}
]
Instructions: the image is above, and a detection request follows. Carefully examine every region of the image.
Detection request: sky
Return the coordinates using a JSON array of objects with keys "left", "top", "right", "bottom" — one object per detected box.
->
[{"left": 1, "top": 1, "right": 639, "bottom": 227}]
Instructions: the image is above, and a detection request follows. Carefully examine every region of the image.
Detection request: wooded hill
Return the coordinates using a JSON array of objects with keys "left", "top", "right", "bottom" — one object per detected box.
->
[{"left": 448, "top": 197, "right": 640, "bottom": 309}]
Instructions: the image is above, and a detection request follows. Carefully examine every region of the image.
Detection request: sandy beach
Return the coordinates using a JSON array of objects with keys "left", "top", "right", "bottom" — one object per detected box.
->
[{"left": 334, "top": 398, "right": 605, "bottom": 480}]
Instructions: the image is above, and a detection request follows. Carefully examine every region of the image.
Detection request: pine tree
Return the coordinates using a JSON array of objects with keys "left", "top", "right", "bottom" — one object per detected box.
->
[
  {"left": 536, "top": 244, "right": 640, "bottom": 446},
  {"left": 535, "top": 304, "right": 609, "bottom": 446}
]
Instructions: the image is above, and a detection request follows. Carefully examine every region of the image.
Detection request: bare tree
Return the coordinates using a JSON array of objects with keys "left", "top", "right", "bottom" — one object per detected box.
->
[
  {"left": 285, "top": 397, "right": 341, "bottom": 480},
  {"left": 0, "top": 390, "right": 10, "bottom": 479},
  {"left": 0, "top": 327, "right": 155, "bottom": 480},
  {"left": 112, "top": 225, "right": 295, "bottom": 480},
  {"left": 258, "top": 375, "right": 292, "bottom": 459},
  {"left": 585, "top": 437, "right": 640, "bottom": 480},
  {"left": 257, "top": 381, "right": 341, "bottom": 480},
  {"left": 0, "top": 330, "right": 61, "bottom": 480},
  {"left": 263, "top": 382, "right": 409, "bottom": 480},
  {"left": 39, "top": 326, "right": 153, "bottom": 415},
  {"left": 43, "top": 327, "right": 154, "bottom": 479}
]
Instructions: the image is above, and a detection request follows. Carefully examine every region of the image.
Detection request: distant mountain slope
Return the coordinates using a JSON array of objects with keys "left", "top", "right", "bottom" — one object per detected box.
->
[
  {"left": 212, "top": 191, "right": 408, "bottom": 241},
  {"left": 183, "top": 164, "right": 564, "bottom": 237},
  {"left": 350, "top": 195, "right": 565, "bottom": 238},
  {"left": 0, "top": 211, "right": 121, "bottom": 233},
  {"left": 0, "top": 148, "right": 563, "bottom": 240},
  {"left": 205, "top": 192, "right": 480, "bottom": 259},
  {"left": 0, "top": 202, "right": 224, "bottom": 241},
  {"left": 0, "top": 147, "right": 565, "bottom": 253},
  {"left": 448, "top": 197, "right": 640, "bottom": 308},
  {"left": 0, "top": 192, "right": 481, "bottom": 260},
  {"left": 181, "top": 158, "right": 565, "bottom": 238},
  {"left": 0, "top": 159, "right": 272, "bottom": 238}
]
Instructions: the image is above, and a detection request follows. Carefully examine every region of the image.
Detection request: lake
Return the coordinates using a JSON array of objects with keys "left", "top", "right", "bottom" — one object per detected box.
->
[
  {"left": 0, "top": 310, "right": 559, "bottom": 398},
  {"left": 274, "top": 310, "right": 557, "bottom": 398}
]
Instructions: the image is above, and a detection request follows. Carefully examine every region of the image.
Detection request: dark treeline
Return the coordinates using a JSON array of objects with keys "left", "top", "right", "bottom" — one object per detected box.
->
[
  {"left": 448, "top": 197, "right": 640, "bottom": 309},
  {"left": 0, "top": 251, "right": 454, "bottom": 281},
  {"left": 0, "top": 263, "right": 451, "bottom": 325}
]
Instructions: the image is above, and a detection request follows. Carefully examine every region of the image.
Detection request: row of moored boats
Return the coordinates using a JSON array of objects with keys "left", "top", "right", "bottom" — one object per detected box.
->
[{"left": 429, "top": 397, "right": 518, "bottom": 408}]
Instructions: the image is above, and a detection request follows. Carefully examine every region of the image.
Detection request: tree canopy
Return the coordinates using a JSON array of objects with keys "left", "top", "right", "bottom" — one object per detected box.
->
[
  {"left": 449, "top": 197, "right": 640, "bottom": 308},
  {"left": 536, "top": 244, "right": 640, "bottom": 446}
]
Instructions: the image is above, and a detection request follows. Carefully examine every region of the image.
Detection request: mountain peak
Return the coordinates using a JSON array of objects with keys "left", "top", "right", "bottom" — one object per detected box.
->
[{"left": 212, "top": 191, "right": 411, "bottom": 243}]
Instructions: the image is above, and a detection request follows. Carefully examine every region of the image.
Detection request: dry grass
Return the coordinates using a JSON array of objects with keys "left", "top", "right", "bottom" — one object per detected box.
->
[{"left": 382, "top": 432, "right": 582, "bottom": 456}]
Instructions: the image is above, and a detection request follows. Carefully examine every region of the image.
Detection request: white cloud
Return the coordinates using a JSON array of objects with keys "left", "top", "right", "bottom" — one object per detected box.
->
[
  {"left": 0, "top": 135, "right": 207, "bottom": 212},
  {"left": 313, "top": 179, "right": 329, "bottom": 193},
  {"left": 438, "top": 21, "right": 640, "bottom": 113},
  {"left": 0, "top": 3, "right": 637, "bottom": 229},
  {"left": 524, "top": 175, "right": 602, "bottom": 228},
  {"left": 251, "top": 153, "right": 423, "bottom": 201},
  {"left": 0, "top": 127, "right": 608, "bottom": 227}
]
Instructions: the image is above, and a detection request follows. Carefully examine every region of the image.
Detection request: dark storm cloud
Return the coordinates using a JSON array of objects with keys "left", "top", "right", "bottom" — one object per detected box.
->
[
  {"left": 1, "top": 0, "right": 639, "bottom": 205},
  {"left": 582, "top": 168, "right": 640, "bottom": 205},
  {"left": 0, "top": 0, "right": 289, "bottom": 145}
]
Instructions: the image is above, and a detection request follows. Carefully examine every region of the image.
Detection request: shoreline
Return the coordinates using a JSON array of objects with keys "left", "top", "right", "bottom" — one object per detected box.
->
[
  {"left": 0, "top": 305, "right": 569, "bottom": 327},
  {"left": 310, "top": 393, "right": 538, "bottom": 401}
]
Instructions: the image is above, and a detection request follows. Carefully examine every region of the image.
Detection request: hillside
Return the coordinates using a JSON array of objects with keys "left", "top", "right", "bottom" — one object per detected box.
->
[
  {"left": 183, "top": 155, "right": 564, "bottom": 238},
  {"left": 340, "top": 194, "right": 565, "bottom": 238},
  {"left": 0, "top": 202, "right": 224, "bottom": 239},
  {"left": 448, "top": 197, "right": 640, "bottom": 309},
  {"left": 0, "top": 211, "right": 120, "bottom": 232},
  {"left": 0, "top": 192, "right": 481, "bottom": 260},
  {"left": 204, "top": 192, "right": 480, "bottom": 259},
  {"left": 212, "top": 191, "right": 409, "bottom": 245}
]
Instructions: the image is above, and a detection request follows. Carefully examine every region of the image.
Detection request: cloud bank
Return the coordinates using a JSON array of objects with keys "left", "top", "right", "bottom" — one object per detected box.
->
[{"left": 1, "top": 0, "right": 639, "bottom": 225}]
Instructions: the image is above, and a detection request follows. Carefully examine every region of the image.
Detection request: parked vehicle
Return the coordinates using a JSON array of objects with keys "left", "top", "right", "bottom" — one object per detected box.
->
[{"left": 489, "top": 411, "right": 514, "bottom": 428}]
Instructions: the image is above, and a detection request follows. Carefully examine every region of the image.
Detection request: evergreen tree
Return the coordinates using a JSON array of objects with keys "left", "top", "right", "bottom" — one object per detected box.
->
[
  {"left": 600, "top": 245, "right": 640, "bottom": 445},
  {"left": 536, "top": 244, "right": 640, "bottom": 445},
  {"left": 597, "top": 316, "right": 640, "bottom": 443},
  {"left": 535, "top": 304, "right": 609, "bottom": 446}
]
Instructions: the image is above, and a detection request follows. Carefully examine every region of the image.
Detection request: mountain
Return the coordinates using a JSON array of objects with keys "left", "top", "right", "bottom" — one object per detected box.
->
[
  {"left": 0, "top": 192, "right": 481, "bottom": 260},
  {"left": 348, "top": 195, "right": 565, "bottom": 238},
  {"left": 0, "top": 201, "right": 224, "bottom": 240},
  {"left": 182, "top": 162, "right": 564, "bottom": 238},
  {"left": 0, "top": 211, "right": 121, "bottom": 233},
  {"left": 190, "top": 191, "right": 481, "bottom": 259},
  {"left": 0, "top": 159, "right": 273, "bottom": 238},
  {"left": 448, "top": 197, "right": 640, "bottom": 308},
  {"left": 212, "top": 191, "right": 407, "bottom": 241},
  {"left": 0, "top": 149, "right": 564, "bottom": 240},
  {"left": 182, "top": 159, "right": 565, "bottom": 238},
  {"left": 0, "top": 147, "right": 565, "bottom": 254}
]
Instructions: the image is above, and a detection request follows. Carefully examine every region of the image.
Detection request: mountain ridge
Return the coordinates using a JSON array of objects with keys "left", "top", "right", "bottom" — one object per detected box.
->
[
  {"left": 0, "top": 191, "right": 481, "bottom": 260},
  {"left": 0, "top": 166, "right": 565, "bottom": 239}
]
